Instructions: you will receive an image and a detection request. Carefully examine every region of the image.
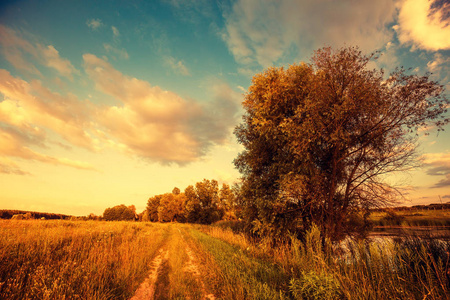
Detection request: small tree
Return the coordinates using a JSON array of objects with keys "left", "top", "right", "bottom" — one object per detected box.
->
[
  {"left": 234, "top": 46, "right": 449, "bottom": 241},
  {"left": 103, "top": 204, "right": 136, "bottom": 221}
]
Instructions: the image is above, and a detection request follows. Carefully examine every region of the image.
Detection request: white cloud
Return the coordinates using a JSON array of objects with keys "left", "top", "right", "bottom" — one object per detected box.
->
[
  {"left": 395, "top": 0, "right": 450, "bottom": 51},
  {"left": 164, "top": 56, "right": 190, "bottom": 76},
  {"left": 87, "top": 19, "right": 103, "bottom": 30},
  {"left": 222, "top": 0, "right": 397, "bottom": 69}
]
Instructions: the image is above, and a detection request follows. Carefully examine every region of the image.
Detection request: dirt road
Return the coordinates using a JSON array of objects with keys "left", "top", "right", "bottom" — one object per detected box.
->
[{"left": 130, "top": 225, "right": 216, "bottom": 300}]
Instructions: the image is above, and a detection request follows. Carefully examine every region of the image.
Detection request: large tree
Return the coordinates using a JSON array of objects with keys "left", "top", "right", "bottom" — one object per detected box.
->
[{"left": 234, "top": 46, "right": 449, "bottom": 241}]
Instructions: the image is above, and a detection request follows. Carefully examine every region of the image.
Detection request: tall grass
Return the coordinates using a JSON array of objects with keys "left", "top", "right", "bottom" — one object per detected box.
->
[
  {"left": 204, "top": 223, "right": 450, "bottom": 300},
  {"left": 0, "top": 220, "right": 167, "bottom": 300},
  {"left": 188, "top": 226, "right": 290, "bottom": 299},
  {"left": 2, "top": 220, "right": 448, "bottom": 299}
]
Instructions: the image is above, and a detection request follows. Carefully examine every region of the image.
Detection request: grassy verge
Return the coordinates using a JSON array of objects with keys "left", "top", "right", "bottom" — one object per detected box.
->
[
  {"left": 0, "top": 220, "right": 168, "bottom": 299},
  {"left": 187, "top": 225, "right": 290, "bottom": 299},
  {"left": 201, "top": 223, "right": 449, "bottom": 300}
]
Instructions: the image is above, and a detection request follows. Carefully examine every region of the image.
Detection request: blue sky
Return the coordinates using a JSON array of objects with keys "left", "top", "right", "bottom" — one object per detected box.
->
[{"left": 0, "top": 0, "right": 449, "bottom": 216}]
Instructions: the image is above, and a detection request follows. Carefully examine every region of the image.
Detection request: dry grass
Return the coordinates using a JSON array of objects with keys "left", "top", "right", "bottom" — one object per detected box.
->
[
  {"left": 2, "top": 220, "right": 449, "bottom": 299},
  {"left": 0, "top": 220, "right": 167, "bottom": 300}
]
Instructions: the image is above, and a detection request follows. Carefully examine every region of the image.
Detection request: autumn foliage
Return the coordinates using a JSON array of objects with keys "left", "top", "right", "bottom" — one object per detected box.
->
[
  {"left": 145, "top": 179, "right": 238, "bottom": 224},
  {"left": 234, "top": 46, "right": 449, "bottom": 241}
]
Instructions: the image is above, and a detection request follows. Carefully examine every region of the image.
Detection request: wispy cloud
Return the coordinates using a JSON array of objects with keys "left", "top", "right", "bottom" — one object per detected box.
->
[
  {"left": 164, "top": 56, "right": 190, "bottom": 76},
  {"left": 222, "top": 0, "right": 396, "bottom": 69},
  {"left": 0, "top": 25, "right": 41, "bottom": 75},
  {"left": 0, "top": 69, "right": 98, "bottom": 172},
  {"left": 0, "top": 25, "right": 78, "bottom": 79},
  {"left": 421, "top": 152, "right": 450, "bottom": 188},
  {"left": 39, "top": 45, "right": 79, "bottom": 79},
  {"left": 111, "top": 26, "right": 120, "bottom": 37},
  {"left": 103, "top": 43, "right": 129, "bottom": 60},
  {"left": 0, "top": 158, "right": 31, "bottom": 175},
  {"left": 0, "top": 125, "right": 96, "bottom": 172},
  {"left": 86, "top": 19, "right": 103, "bottom": 30},
  {"left": 395, "top": 0, "right": 450, "bottom": 51},
  {"left": 434, "top": 174, "right": 450, "bottom": 188}
]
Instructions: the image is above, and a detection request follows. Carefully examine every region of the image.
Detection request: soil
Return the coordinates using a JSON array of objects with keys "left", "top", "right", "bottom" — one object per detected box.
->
[
  {"left": 130, "top": 249, "right": 169, "bottom": 300},
  {"left": 130, "top": 228, "right": 216, "bottom": 300}
]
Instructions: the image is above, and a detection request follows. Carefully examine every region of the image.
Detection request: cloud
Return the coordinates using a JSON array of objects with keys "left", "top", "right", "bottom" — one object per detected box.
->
[
  {"left": 104, "top": 43, "right": 129, "bottom": 60},
  {"left": 0, "top": 69, "right": 98, "bottom": 172},
  {"left": 83, "top": 54, "right": 241, "bottom": 164},
  {"left": 38, "top": 45, "right": 79, "bottom": 79},
  {"left": 0, "top": 159, "right": 31, "bottom": 175},
  {"left": 0, "top": 25, "right": 78, "bottom": 78},
  {"left": 0, "top": 25, "right": 41, "bottom": 74},
  {"left": 0, "top": 125, "right": 96, "bottom": 171},
  {"left": 222, "top": 0, "right": 396, "bottom": 69},
  {"left": 164, "top": 56, "right": 190, "bottom": 76},
  {"left": 421, "top": 152, "right": 450, "bottom": 188},
  {"left": 422, "top": 152, "right": 450, "bottom": 175},
  {"left": 87, "top": 19, "right": 103, "bottom": 30},
  {"left": 395, "top": 0, "right": 450, "bottom": 51},
  {"left": 111, "top": 26, "right": 120, "bottom": 37},
  {"left": 434, "top": 174, "right": 450, "bottom": 188},
  {"left": 427, "top": 53, "right": 450, "bottom": 88}
]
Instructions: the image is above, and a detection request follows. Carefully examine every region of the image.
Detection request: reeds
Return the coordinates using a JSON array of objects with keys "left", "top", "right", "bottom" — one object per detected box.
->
[{"left": 204, "top": 222, "right": 450, "bottom": 300}]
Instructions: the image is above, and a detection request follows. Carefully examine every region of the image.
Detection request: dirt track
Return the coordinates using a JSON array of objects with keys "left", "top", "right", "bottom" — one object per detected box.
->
[{"left": 130, "top": 226, "right": 216, "bottom": 300}]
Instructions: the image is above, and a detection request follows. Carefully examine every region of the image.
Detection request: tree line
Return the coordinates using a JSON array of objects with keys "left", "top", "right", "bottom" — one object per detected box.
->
[
  {"left": 143, "top": 179, "right": 239, "bottom": 224},
  {"left": 102, "top": 179, "right": 241, "bottom": 224}
]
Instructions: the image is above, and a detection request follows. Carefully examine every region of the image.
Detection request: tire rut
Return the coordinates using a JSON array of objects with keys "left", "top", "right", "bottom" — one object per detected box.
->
[
  {"left": 130, "top": 226, "right": 216, "bottom": 300},
  {"left": 130, "top": 248, "right": 169, "bottom": 300}
]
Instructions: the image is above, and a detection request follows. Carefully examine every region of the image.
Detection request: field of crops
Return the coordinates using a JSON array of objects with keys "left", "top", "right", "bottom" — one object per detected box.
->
[{"left": 1, "top": 220, "right": 449, "bottom": 300}]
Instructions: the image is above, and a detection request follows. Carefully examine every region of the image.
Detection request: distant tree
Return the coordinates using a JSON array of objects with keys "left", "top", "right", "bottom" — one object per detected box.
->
[
  {"left": 182, "top": 179, "right": 223, "bottom": 224},
  {"left": 184, "top": 185, "right": 201, "bottom": 223},
  {"left": 196, "top": 179, "right": 222, "bottom": 224},
  {"left": 158, "top": 193, "right": 175, "bottom": 222},
  {"left": 234, "top": 46, "right": 449, "bottom": 241},
  {"left": 103, "top": 204, "right": 136, "bottom": 221},
  {"left": 172, "top": 187, "right": 181, "bottom": 195},
  {"left": 219, "top": 183, "right": 237, "bottom": 220},
  {"left": 140, "top": 210, "right": 150, "bottom": 222},
  {"left": 146, "top": 195, "right": 162, "bottom": 222}
]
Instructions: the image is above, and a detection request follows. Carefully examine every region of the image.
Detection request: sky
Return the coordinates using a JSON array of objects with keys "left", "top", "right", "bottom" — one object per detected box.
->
[{"left": 0, "top": 0, "right": 449, "bottom": 216}]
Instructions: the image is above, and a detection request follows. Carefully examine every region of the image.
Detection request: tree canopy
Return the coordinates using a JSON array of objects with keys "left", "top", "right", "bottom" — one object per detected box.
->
[
  {"left": 234, "top": 46, "right": 449, "bottom": 241},
  {"left": 145, "top": 180, "right": 238, "bottom": 224},
  {"left": 103, "top": 204, "right": 136, "bottom": 221}
]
